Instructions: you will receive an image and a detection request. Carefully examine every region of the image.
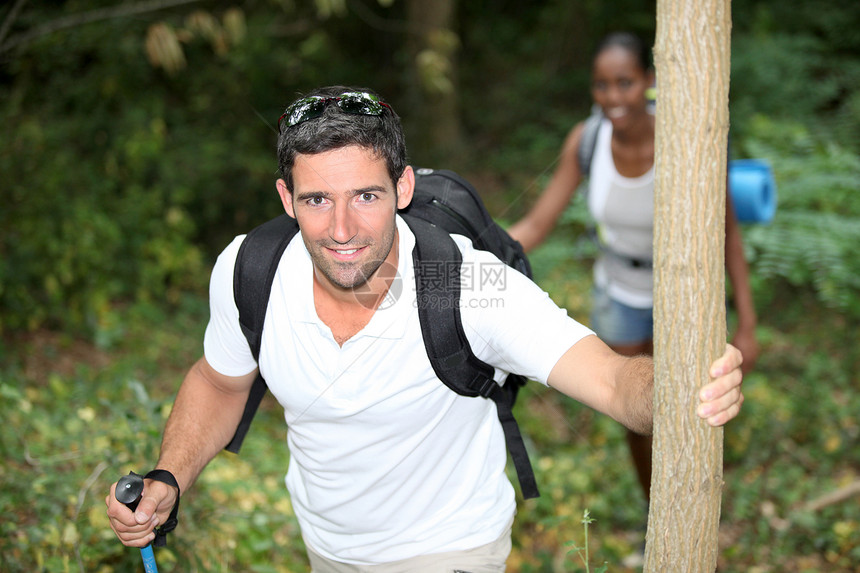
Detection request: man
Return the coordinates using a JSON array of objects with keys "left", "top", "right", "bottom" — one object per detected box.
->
[{"left": 107, "top": 86, "right": 744, "bottom": 572}]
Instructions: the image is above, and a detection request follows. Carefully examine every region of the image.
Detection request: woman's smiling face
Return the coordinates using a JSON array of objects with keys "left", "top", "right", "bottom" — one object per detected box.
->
[{"left": 591, "top": 45, "right": 653, "bottom": 131}]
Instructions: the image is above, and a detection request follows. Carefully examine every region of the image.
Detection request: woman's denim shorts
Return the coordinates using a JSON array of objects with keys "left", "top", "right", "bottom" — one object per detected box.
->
[{"left": 590, "top": 285, "right": 654, "bottom": 346}]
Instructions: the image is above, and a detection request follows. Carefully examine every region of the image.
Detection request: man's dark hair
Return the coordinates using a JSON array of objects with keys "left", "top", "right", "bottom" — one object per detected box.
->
[{"left": 276, "top": 85, "right": 408, "bottom": 191}]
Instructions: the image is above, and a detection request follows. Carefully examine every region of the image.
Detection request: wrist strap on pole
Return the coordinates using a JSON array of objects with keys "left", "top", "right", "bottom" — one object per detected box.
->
[{"left": 144, "top": 469, "right": 180, "bottom": 547}]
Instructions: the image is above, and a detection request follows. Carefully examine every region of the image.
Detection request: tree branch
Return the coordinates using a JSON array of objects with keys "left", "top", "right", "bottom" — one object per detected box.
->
[
  {"left": 0, "top": 0, "right": 211, "bottom": 56},
  {"left": 0, "top": 0, "right": 29, "bottom": 48},
  {"left": 346, "top": 0, "right": 420, "bottom": 36},
  {"left": 802, "top": 479, "right": 860, "bottom": 512}
]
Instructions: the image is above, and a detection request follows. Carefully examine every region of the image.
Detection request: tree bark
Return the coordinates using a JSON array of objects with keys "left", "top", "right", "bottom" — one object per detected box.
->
[
  {"left": 645, "top": 0, "right": 731, "bottom": 571},
  {"left": 404, "top": 0, "right": 462, "bottom": 163}
]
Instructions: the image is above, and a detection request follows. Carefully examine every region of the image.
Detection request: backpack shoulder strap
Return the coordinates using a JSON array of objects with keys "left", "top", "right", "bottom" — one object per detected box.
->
[
  {"left": 577, "top": 108, "right": 603, "bottom": 175},
  {"left": 405, "top": 215, "right": 494, "bottom": 396},
  {"left": 225, "top": 214, "right": 299, "bottom": 454},
  {"left": 404, "top": 214, "right": 539, "bottom": 498}
]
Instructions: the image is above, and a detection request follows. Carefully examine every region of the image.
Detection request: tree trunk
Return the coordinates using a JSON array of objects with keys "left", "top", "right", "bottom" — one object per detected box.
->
[
  {"left": 404, "top": 0, "right": 462, "bottom": 163},
  {"left": 645, "top": 0, "right": 731, "bottom": 571}
]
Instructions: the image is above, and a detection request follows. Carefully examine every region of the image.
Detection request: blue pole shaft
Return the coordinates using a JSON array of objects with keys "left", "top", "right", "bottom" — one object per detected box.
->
[{"left": 140, "top": 545, "right": 159, "bottom": 573}]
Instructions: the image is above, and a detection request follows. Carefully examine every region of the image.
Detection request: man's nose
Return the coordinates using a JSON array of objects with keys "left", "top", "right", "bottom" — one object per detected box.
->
[{"left": 329, "top": 202, "right": 359, "bottom": 244}]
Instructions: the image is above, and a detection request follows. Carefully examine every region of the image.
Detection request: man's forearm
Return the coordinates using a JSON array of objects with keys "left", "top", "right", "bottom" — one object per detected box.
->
[
  {"left": 614, "top": 355, "right": 654, "bottom": 436},
  {"left": 155, "top": 358, "right": 253, "bottom": 493}
]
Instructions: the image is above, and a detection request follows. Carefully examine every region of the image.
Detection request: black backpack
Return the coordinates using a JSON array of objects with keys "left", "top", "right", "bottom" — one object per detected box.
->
[
  {"left": 224, "top": 168, "right": 539, "bottom": 499},
  {"left": 577, "top": 108, "right": 604, "bottom": 176}
]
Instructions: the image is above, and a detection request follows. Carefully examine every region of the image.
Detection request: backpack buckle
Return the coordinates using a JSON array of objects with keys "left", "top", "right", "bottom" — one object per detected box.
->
[{"left": 475, "top": 375, "right": 499, "bottom": 398}]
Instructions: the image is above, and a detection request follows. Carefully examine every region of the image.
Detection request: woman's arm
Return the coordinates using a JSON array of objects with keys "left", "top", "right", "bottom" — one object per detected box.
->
[
  {"left": 508, "top": 123, "right": 587, "bottom": 252},
  {"left": 724, "top": 191, "right": 759, "bottom": 373}
]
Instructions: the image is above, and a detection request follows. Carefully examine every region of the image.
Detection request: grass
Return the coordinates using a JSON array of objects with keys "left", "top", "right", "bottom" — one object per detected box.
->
[{"left": 1, "top": 234, "right": 859, "bottom": 572}]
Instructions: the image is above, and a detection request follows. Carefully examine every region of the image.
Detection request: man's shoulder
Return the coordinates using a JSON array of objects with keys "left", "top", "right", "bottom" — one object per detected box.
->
[{"left": 213, "top": 234, "right": 248, "bottom": 273}]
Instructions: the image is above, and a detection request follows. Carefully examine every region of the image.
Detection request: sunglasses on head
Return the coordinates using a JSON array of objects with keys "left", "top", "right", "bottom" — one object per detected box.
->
[{"left": 278, "top": 91, "right": 391, "bottom": 132}]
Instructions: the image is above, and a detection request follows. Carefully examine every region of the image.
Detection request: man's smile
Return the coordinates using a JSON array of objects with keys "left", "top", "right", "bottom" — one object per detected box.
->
[{"left": 326, "top": 245, "right": 367, "bottom": 261}]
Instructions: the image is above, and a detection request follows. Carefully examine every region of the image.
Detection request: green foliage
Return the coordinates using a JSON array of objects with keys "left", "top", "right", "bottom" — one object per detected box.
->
[
  {"left": 0, "top": 372, "right": 308, "bottom": 572},
  {"left": 731, "top": 0, "right": 860, "bottom": 151},
  {"left": 0, "top": 304, "right": 307, "bottom": 572},
  {"left": 1, "top": 1, "right": 392, "bottom": 340},
  {"left": 719, "top": 296, "right": 860, "bottom": 571},
  {"left": 731, "top": 34, "right": 841, "bottom": 132},
  {"left": 1, "top": 0, "right": 859, "bottom": 570},
  {"left": 0, "top": 103, "right": 209, "bottom": 336},
  {"left": 5, "top": 291, "right": 856, "bottom": 572},
  {"left": 3, "top": 0, "right": 858, "bottom": 344},
  {"left": 565, "top": 510, "right": 609, "bottom": 573},
  {"left": 733, "top": 116, "right": 860, "bottom": 318},
  {"left": 0, "top": 371, "right": 166, "bottom": 572}
]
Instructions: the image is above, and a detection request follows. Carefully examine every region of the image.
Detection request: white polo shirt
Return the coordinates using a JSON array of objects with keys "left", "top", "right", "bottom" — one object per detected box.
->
[{"left": 204, "top": 215, "right": 593, "bottom": 565}]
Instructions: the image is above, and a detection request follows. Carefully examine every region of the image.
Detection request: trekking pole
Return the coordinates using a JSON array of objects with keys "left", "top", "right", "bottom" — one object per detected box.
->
[{"left": 115, "top": 471, "right": 159, "bottom": 573}]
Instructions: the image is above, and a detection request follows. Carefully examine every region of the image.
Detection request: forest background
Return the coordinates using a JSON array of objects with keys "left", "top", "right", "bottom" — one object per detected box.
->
[{"left": 1, "top": 0, "right": 859, "bottom": 571}]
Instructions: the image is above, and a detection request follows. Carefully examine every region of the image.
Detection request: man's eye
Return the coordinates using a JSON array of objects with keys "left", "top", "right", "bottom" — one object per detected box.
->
[
  {"left": 309, "top": 196, "right": 325, "bottom": 205},
  {"left": 359, "top": 193, "right": 376, "bottom": 202}
]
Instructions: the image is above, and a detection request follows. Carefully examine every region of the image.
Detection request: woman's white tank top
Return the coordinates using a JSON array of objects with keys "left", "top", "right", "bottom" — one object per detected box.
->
[{"left": 587, "top": 119, "right": 655, "bottom": 308}]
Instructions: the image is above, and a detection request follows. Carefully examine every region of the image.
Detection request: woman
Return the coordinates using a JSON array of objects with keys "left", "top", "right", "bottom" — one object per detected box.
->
[{"left": 509, "top": 32, "right": 758, "bottom": 502}]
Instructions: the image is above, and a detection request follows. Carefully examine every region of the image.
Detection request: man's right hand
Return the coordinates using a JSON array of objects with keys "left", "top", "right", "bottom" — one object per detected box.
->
[
  {"left": 105, "top": 477, "right": 178, "bottom": 547},
  {"left": 104, "top": 357, "right": 256, "bottom": 547}
]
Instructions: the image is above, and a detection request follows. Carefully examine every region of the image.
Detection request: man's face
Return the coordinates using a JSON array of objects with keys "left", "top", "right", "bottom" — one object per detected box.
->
[{"left": 278, "top": 145, "right": 413, "bottom": 293}]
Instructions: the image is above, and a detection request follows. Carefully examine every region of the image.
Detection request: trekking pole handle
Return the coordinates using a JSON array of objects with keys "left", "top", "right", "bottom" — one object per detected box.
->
[{"left": 115, "top": 472, "right": 160, "bottom": 573}]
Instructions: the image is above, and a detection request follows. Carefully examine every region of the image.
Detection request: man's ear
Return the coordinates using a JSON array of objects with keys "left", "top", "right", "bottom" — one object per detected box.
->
[
  {"left": 396, "top": 166, "right": 415, "bottom": 210},
  {"left": 276, "top": 179, "right": 296, "bottom": 218}
]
